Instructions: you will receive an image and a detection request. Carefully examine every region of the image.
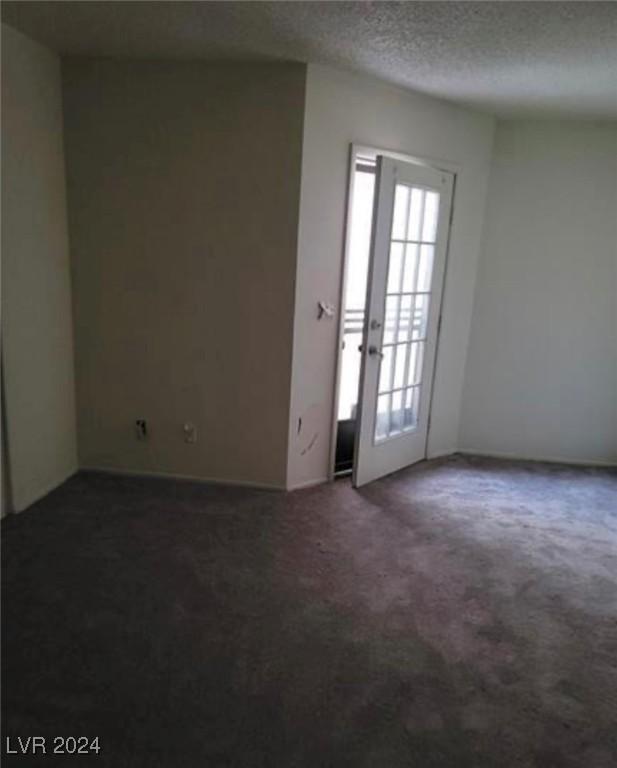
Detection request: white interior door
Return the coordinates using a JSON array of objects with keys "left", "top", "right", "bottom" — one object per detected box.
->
[{"left": 353, "top": 156, "right": 454, "bottom": 487}]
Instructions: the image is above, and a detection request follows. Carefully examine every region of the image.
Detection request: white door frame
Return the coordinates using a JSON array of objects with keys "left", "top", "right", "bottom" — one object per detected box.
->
[{"left": 328, "top": 142, "right": 459, "bottom": 481}]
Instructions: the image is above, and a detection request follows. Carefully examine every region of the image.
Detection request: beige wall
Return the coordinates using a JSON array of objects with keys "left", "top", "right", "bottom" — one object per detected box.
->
[
  {"left": 63, "top": 60, "right": 306, "bottom": 488},
  {"left": 460, "top": 121, "right": 617, "bottom": 465},
  {"left": 287, "top": 65, "right": 495, "bottom": 488},
  {"left": 1, "top": 24, "right": 77, "bottom": 511}
]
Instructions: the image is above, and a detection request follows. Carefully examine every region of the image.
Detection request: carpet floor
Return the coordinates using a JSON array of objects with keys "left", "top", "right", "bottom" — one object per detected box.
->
[{"left": 2, "top": 455, "right": 616, "bottom": 767}]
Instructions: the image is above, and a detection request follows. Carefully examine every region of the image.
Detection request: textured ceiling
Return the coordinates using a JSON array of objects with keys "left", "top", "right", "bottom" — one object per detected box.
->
[{"left": 3, "top": 1, "right": 616, "bottom": 118}]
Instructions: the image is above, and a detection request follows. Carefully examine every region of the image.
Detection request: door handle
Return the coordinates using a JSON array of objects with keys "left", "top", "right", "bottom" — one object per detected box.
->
[{"left": 368, "top": 345, "right": 384, "bottom": 359}]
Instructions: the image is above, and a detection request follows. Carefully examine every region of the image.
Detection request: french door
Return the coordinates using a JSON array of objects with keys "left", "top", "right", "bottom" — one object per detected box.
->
[{"left": 353, "top": 156, "right": 454, "bottom": 487}]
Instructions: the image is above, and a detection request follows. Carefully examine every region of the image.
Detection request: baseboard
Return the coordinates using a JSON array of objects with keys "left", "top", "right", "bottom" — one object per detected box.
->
[
  {"left": 287, "top": 476, "right": 329, "bottom": 491},
  {"left": 81, "top": 465, "right": 287, "bottom": 491},
  {"left": 457, "top": 449, "right": 617, "bottom": 469},
  {"left": 426, "top": 448, "right": 457, "bottom": 461},
  {"left": 15, "top": 464, "right": 78, "bottom": 513}
]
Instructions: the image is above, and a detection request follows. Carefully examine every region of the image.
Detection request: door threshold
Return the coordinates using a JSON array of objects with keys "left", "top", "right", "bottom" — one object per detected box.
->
[{"left": 334, "top": 468, "right": 353, "bottom": 479}]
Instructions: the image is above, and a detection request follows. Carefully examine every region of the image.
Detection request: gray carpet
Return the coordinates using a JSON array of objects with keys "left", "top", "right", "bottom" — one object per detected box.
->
[{"left": 2, "top": 455, "right": 616, "bottom": 767}]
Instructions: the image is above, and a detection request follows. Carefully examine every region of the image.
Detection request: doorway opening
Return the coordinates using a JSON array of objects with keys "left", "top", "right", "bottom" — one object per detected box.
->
[{"left": 334, "top": 155, "right": 376, "bottom": 474}]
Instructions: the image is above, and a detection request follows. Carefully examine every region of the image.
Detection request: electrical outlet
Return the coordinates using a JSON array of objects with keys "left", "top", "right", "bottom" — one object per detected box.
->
[
  {"left": 135, "top": 419, "right": 147, "bottom": 440},
  {"left": 183, "top": 422, "right": 197, "bottom": 444}
]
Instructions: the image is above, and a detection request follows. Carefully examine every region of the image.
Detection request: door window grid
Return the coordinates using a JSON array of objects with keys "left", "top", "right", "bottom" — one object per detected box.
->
[{"left": 375, "top": 184, "right": 440, "bottom": 442}]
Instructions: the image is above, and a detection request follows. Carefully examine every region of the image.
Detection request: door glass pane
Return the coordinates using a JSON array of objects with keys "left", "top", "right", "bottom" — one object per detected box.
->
[
  {"left": 390, "top": 390, "right": 404, "bottom": 434},
  {"left": 407, "top": 341, "right": 425, "bottom": 386},
  {"left": 408, "top": 188, "right": 425, "bottom": 241},
  {"left": 402, "top": 243, "right": 419, "bottom": 292},
  {"left": 404, "top": 387, "right": 420, "bottom": 429},
  {"left": 383, "top": 296, "right": 399, "bottom": 344},
  {"left": 412, "top": 295, "right": 430, "bottom": 340},
  {"left": 393, "top": 344, "right": 407, "bottom": 390},
  {"left": 398, "top": 295, "right": 412, "bottom": 342},
  {"left": 378, "top": 345, "right": 394, "bottom": 393},
  {"left": 392, "top": 185, "right": 410, "bottom": 240},
  {"left": 417, "top": 245, "right": 435, "bottom": 292},
  {"left": 375, "top": 395, "right": 390, "bottom": 441},
  {"left": 422, "top": 191, "right": 440, "bottom": 243},
  {"left": 387, "top": 243, "right": 404, "bottom": 294}
]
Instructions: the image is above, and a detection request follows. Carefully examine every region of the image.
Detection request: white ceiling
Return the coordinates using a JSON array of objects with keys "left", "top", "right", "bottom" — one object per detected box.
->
[{"left": 3, "top": 1, "right": 616, "bottom": 118}]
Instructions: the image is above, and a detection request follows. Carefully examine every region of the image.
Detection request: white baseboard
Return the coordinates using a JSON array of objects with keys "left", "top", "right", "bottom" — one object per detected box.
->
[
  {"left": 287, "top": 476, "right": 329, "bottom": 491},
  {"left": 426, "top": 448, "right": 457, "bottom": 461},
  {"left": 457, "top": 449, "right": 617, "bottom": 469},
  {"left": 81, "top": 465, "right": 287, "bottom": 491}
]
